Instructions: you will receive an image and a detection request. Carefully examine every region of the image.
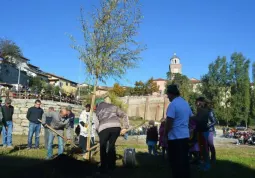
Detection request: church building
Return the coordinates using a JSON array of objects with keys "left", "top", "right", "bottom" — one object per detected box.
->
[{"left": 153, "top": 53, "right": 200, "bottom": 95}]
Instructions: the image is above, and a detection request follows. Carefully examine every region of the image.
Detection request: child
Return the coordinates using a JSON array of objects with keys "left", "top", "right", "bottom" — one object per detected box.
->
[
  {"left": 159, "top": 118, "right": 168, "bottom": 159},
  {"left": 189, "top": 119, "right": 200, "bottom": 164},
  {"left": 146, "top": 120, "right": 158, "bottom": 155}
]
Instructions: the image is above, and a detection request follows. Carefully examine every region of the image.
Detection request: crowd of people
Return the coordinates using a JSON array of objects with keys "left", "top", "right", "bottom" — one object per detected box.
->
[
  {"left": 0, "top": 84, "right": 219, "bottom": 178},
  {"left": 145, "top": 85, "right": 217, "bottom": 178},
  {"left": 0, "top": 97, "right": 129, "bottom": 176}
]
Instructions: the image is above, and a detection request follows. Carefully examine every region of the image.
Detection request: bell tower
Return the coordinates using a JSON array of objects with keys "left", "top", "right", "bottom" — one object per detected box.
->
[{"left": 169, "top": 53, "right": 182, "bottom": 75}]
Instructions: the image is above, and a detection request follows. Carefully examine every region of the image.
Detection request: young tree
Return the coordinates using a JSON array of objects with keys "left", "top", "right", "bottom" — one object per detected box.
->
[
  {"left": 0, "top": 38, "right": 23, "bottom": 62},
  {"left": 70, "top": 0, "right": 144, "bottom": 159}
]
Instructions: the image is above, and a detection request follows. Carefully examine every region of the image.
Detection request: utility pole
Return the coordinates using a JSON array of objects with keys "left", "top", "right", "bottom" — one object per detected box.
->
[{"left": 17, "top": 66, "right": 21, "bottom": 98}]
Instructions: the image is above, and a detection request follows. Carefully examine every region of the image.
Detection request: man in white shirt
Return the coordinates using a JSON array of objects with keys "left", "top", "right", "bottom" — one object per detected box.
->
[
  {"left": 164, "top": 85, "right": 193, "bottom": 178},
  {"left": 79, "top": 104, "right": 96, "bottom": 153}
]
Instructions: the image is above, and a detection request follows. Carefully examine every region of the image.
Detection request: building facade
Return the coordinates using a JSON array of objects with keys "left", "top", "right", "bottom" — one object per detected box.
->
[{"left": 46, "top": 73, "right": 78, "bottom": 95}]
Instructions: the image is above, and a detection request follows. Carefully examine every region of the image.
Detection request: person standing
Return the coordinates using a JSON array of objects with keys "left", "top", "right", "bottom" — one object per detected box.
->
[
  {"left": 193, "top": 97, "right": 211, "bottom": 171},
  {"left": 0, "top": 102, "right": 7, "bottom": 137},
  {"left": 165, "top": 85, "right": 193, "bottom": 178},
  {"left": 41, "top": 108, "right": 69, "bottom": 159},
  {"left": 159, "top": 118, "right": 168, "bottom": 159},
  {"left": 146, "top": 120, "right": 158, "bottom": 155},
  {"left": 79, "top": 104, "right": 96, "bottom": 153},
  {"left": 43, "top": 107, "right": 54, "bottom": 149},
  {"left": 66, "top": 105, "right": 75, "bottom": 142},
  {"left": 207, "top": 101, "right": 217, "bottom": 163},
  {"left": 94, "top": 100, "right": 129, "bottom": 175},
  {"left": 1, "top": 98, "right": 14, "bottom": 148},
  {"left": 26, "top": 100, "right": 44, "bottom": 149}
]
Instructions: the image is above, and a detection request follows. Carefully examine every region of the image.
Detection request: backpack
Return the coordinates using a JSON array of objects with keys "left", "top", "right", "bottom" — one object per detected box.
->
[{"left": 123, "top": 148, "right": 136, "bottom": 167}]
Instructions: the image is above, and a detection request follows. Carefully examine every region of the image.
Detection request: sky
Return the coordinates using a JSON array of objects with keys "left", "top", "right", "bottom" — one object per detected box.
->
[{"left": 1, "top": 0, "right": 255, "bottom": 86}]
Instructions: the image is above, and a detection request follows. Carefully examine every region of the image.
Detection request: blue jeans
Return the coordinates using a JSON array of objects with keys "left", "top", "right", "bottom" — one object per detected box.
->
[
  {"left": 47, "top": 130, "right": 64, "bottom": 159},
  {"left": 28, "top": 122, "right": 41, "bottom": 148},
  {"left": 147, "top": 141, "right": 157, "bottom": 155},
  {"left": 2, "top": 121, "right": 13, "bottom": 146}
]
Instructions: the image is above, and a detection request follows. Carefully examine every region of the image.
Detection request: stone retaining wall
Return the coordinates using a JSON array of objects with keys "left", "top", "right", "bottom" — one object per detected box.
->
[{"left": 11, "top": 99, "right": 83, "bottom": 135}]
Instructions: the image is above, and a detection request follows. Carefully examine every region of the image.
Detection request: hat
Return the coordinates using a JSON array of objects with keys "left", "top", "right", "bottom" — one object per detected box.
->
[
  {"left": 85, "top": 104, "right": 91, "bottom": 108},
  {"left": 166, "top": 85, "right": 180, "bottom": 95},
  {"left": 5, "top": 98, "right": 12, "bottom": 104},
  {"left": 66, "top": 105, "right": 72, "bottom": 111}
]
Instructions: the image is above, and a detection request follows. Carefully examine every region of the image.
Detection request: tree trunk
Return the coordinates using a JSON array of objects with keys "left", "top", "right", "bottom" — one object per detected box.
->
[{"left": 85, "top": 77, "right": 98, "bottom": 160}]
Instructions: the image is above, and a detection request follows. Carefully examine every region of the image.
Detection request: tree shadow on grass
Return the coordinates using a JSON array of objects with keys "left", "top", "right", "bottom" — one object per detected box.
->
[
  {"left": 0, "top": 154, "right": 99, "bottom": 178},
  {"left": 129, "top": 152, "right": 255, "bottom": 178},
  {"left": 0, "top": 152, "right": 254, "bottom": 178}
]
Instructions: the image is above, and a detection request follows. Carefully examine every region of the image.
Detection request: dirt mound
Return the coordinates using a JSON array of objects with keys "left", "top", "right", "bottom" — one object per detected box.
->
[{"left": 18, "top": 154, "right": 98, "bottom": 178}]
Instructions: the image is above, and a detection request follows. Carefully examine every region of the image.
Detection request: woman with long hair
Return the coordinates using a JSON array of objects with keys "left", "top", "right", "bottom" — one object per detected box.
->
[
  {"left": 207, "top": 101, "right": 217, "bottom": 163},
  {"left": 193, "top": 97, "right": 211, "bottom": 171}
]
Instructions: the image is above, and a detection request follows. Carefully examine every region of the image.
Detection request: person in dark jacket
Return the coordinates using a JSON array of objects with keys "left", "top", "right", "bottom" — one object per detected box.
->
[
  {"left": 146, "top": 120, "right": 158, "bottom": 155},
  {"left": 1, "top": 98, "right": 14, "bottom": 148},
  {"left": 26, "top": 100, "right": 44, "bottom": 149},
  {"left": 94, "top": 99, "right": 129, "bottom": 175},
  {"left": 0, "top": 105, "right": 7, "bottom": 134},
  {"left": 207, "top": 101, "right": 217, "bottom": 163},
  {"left": 65, "top": 105, "right": 75, "bottom": 142},
  {"left": 192, "top": 97, "right": 211, "bottom": 171}
]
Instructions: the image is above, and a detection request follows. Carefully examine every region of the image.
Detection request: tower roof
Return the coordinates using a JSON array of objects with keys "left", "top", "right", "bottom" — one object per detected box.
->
[{"left": 170, "top": 53, "right": 180, "bottom": 60}]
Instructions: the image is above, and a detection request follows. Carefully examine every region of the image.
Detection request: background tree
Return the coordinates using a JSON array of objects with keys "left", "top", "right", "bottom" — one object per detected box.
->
[
  {"left": 110, "top": 83, "right": 125, "bottom": 97},
  {"left": 199, "top": 56, "right": 231, "bottom": 126},
  {"left": 133, "top": 81, "right": 145, "bottom": 96},
  {"left": 70, "top": 0, "right": 144, "bottom": 159},
  {"left": 0, "top": 38, "right": 23, "bottom": 62},
  {"left": 229, "top": 53, "right": 250, "bottom": 127},
  {"left": 28, "top": 76, "right": 46, "bottom": 94},
  {"left": 250, "top": 62, "right": 255, "bottom": 126},
  {"left": 165, "top": 73, "right": 191, "bottom": 101},
  {"left": 144, "top": 77, "right": 159, "bottom": 95},
  {"left": 171, "top": 73, "right": 191, "bottom": 101},
  {"left": 124, "top": 87, "right": 135, "bottom": 96}
]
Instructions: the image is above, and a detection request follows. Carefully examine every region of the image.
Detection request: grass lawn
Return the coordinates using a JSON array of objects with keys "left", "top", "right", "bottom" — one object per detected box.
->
[{"left": 0, "top": 135, "right": 254, "bottom": 178}]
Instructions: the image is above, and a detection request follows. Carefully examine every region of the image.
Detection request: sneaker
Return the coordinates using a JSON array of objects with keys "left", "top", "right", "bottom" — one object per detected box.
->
[
  {"left": 2, "top": 145, "right": 7, "bottom": 148},
  {"left": 7, "top": 146, "right": 13, "bottom": 149},
  {"left": 27, "top": 147, "right": 31, "bottom": 150}
]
